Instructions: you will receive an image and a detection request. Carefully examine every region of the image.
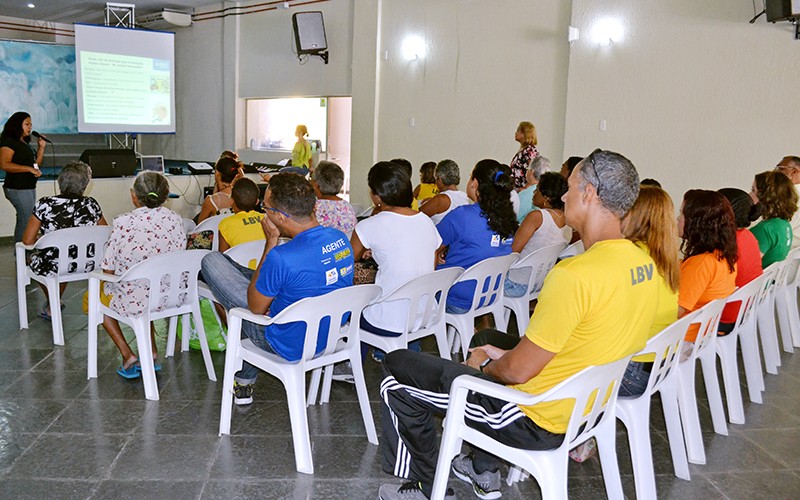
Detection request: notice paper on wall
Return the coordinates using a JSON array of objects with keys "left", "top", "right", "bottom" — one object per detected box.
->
[{"left": 75, "top": 23, "right": 176, "bottom": 134}]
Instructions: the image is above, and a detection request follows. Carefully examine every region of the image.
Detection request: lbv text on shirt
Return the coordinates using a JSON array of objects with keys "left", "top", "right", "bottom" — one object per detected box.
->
[{"left": 630, "top": 263, "right": 654, "bottom": 285}]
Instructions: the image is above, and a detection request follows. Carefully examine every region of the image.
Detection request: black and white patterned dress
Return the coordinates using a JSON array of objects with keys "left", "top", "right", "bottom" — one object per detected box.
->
[{"left": 29, "top": 196, "right": 104, "bottom": 276}]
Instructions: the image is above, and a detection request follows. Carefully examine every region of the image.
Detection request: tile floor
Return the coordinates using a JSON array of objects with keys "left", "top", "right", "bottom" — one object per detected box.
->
[{"left": 2, "top": 241, "right": 800, "bottom": 499}]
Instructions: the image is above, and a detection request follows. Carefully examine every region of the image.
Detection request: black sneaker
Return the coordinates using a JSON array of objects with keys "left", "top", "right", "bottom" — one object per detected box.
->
[
  {"left": 451, "top": 453, "right": 502, "bottom": 499},
  {"left": 377, "top": 481, "right": 454, "bottom": 500},
  {"left": 233, "top": 381, "right": 254, "bottom": 405}
]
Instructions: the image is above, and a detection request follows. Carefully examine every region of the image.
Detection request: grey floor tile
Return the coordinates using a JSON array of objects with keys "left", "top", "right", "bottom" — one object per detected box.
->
[
  {"left": 655, "top": 473, "right": 727, "bottom": 499},
  {"left": 707, "top": 470, "right": 800, "bottom": 500},
  {"left": 109, "top": 434, "right": 218, "bottom": 481},
  {"left": 0, "top": 478, "right": 98, "bottom": 499},
  {"left": 139, "top": 399, "right": 221, "bottom": 435},
  {"left": 0, "top": 349, "right": 52, "bottom": 371},
  {"left": 688, "top": 432, "right": 786, "bottom": 473},
  {"left": 740, "top": 428, "right": 800, "bottom": 469},
  {"left": 50, "top": 399, "right": 150, "bottom": 435},
  {"left": 6, "top": 434, "right": 128, "bottom": 480},
  {"left": 0, "top": 400, "right": 70, "bottom": 433},
  {"left": 0, "top": 369, "right": 89, "bottom": 400},
  {"left": 0, "top": 433, "right": 38, "bottom": 472},
  {"left": 91, "top": 479, "right": 204, "bottom": 500}
]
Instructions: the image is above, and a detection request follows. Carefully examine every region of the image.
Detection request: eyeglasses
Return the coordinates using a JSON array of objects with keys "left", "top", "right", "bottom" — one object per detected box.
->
[
  {"left": 265, "top": 206, "right": 292, "bottom": 219},
  {"left": 585, "top": 148, "right": 604, "bottom": 198}
]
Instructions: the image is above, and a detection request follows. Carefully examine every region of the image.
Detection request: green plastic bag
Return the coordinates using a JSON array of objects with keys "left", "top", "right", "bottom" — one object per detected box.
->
[{"left": 177, "top": 298, "right": 227, "bottom": 351}]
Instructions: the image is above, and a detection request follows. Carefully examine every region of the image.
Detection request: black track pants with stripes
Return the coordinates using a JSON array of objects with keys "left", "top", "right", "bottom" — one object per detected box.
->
[{"left": 379, "top": 332, "right": 564, "bottom": 487}]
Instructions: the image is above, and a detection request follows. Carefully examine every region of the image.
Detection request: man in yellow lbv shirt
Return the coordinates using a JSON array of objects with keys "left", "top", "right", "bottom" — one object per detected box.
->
[{"left": 376, "top": 150, "right": 660, "bottom": 500}]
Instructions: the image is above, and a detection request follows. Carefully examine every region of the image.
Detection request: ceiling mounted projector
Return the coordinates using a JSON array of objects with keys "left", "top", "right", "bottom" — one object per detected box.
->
[{"left": 139, "top": 9, "right": 193, "bottom": 28}]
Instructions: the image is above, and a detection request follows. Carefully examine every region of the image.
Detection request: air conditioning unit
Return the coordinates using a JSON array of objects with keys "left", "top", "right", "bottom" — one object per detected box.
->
[{"left": 138, "top": 9, "right": 193, "bottom": 28}]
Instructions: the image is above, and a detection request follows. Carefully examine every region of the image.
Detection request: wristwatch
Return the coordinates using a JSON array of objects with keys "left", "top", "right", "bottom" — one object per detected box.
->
[{"left": 479, "top": 358, "right": 492, "bottom": 372}]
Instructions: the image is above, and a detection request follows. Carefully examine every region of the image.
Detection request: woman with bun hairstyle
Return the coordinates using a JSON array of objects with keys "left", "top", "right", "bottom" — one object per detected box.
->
[
  {"left": 196, "top": 156, "right": 241, "bottom": 223},
  {"left": 100, "top": 171, "right": 187, "bottom": 379},
  {"left": 509, "top": 121, "right": 539, "bottom": 191},
  {"left": 749, "top": 170, "right": 799, "bottom": 268},
  {"left": 437, "top": 159, "right": 518, "bottom": 312}
]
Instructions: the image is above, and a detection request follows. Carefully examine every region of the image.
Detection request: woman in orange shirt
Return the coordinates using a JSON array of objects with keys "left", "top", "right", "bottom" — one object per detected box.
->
[{"left": 678, "top": 190, "right": 738, "bottom": 344}]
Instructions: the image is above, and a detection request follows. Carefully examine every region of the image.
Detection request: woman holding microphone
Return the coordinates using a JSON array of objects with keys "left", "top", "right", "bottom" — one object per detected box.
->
[{"left": 1, "top": 111, "right": 47, "bottom": 242}]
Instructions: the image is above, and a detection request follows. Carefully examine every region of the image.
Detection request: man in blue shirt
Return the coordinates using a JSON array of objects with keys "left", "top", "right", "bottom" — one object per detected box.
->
[{"left": 202, "top": 173, "right": 354, "bottom": 405}]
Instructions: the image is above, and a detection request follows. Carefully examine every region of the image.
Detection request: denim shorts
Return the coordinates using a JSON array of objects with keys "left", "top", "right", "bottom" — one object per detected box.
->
[
  {"left": 503, "top": 278, "right": 528, "bottom": 298},
  {"left": 619, "top": 360, "right": 653, "bottom": 398}
]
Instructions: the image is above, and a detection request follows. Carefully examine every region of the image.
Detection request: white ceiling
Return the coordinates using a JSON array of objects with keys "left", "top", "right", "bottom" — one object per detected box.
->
[{"left": 0, "top": 0, "right": 212, "bottom": 25}]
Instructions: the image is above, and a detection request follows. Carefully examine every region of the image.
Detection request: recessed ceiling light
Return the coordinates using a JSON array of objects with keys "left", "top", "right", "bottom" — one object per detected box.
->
[{"left": 27, "top": 3, "right": 35, "bottom": 8}]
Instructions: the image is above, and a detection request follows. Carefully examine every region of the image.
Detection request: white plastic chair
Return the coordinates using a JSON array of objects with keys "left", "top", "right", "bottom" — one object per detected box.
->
[
  {"left": 558, "top": 240, "right": 584, "bottom": 260},
  {"left": 676, "top": 297, "right": 728, "bottom": 465},
  {"left": 87, "top": 249, "right": 215, "bottom": 401},
  {"left": 716, "top": 274, "right": 768, "bottom": 423},
  {"left": 617, "top": 310, "right": 703, "bottom": 499},
  {"left": 16, "top": 225, "right": 112, "bottom": 346},
  {"left": 359, "top": 267, "right": 464, "bottom": 359},
  {"left": 774, "top": 250, "right": 800, "bottom": 353},
  {"left": 167, "top": 240, "right": 268, "bottom": 356},
  {"left": 218, "top": 284, "right": 382, "bottom": 474},
  {"left": 193, "top": 213, "right": 228, "bottom": 251},
  {"left": 502, "top": 243, "right": 565, "bottom": 335},
  {"left": 445, "top": 254, "right": 518, "bottom": 356},
  {"left": 182, "top": 218, "right": 197, "bottom": 234},
  {"left": 757, "top": 262, "right": 785, "bottom": 374},
  {"left": 430, "top": 357, "right": 631, "bottom": 500}
]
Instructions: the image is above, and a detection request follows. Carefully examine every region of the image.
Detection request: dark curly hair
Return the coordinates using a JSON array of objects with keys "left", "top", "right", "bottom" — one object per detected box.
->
[
  {"left": 718, "top": 187, "right": 758, "bottom": 229},
  {"left": 681, "top": 189, "right": 738, "bottom": 273},
  {"left": 215, "top": 157, "right": 240, "bottom": 183},
  {"left": 536, "top": 172, "right": 568, "bottom": 210},
  {"left": 1, "top": 111, "right": 31, "bottom": 143},
  {"left": 471, "top": 159, "right": 518, "bottom": 239},
  {"left": 754, "top": 170, "right": 799, "bottom": 221}
]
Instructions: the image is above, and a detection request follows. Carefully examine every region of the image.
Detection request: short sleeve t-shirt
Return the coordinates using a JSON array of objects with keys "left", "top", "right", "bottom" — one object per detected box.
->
[
  {"left": 437, "top": 203, "right": 513, "bottom": 309},
  {"left": 292, "top": 141, "right": 312, "bottom": 168},
  {"left": 255, "top": 225, "right": 354, "bottom": 361},
  {"left": 679, "top": 252, "right": 737, "bottom": 341},
  {"left": 218, "top": 210, "right": 265, "bottom": 248},
  {"left": 720, "top": 229, "right": 763, "bottom": 326},
  {"left": 355, "top": 211, "right": 442, "bottom": 332},
  {"left": 0, "top": 136, "right": 37, "bottom": 189},
  {"left": 750, "top": 217, "right": 793, "bottom": 268},
  {"left": 631, "top": 242, "right": 679, "bottom": 362},
  {"left": 513, "top": 240, "right": 659, "bottom": 433}
]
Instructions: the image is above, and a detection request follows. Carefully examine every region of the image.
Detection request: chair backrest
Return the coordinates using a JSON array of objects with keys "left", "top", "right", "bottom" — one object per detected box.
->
[
  {"left": 636, "top": 308, "right": 703, "bottom": 395},
  {"left": 558, "top": 240, "right": 584, "bottom": 260},
  {"left": 182, "top": 218, "right": 197, "bottom": 234},
  {"left": 685, "top": 297, "right": 727, "bottom": 358},
  {"left": 32, "top": 225, "right": 112, "bottom": 277},
  {"left": 194, "top": 214, "right": 228, "bottom": 251},
  {"left": 379, "top": 267, "right": 464, "bottom": 336},
  {"left": 458, "top": 254, "right": 519, "bottom": 312},
  {"left": 758, "top": 262, "right": 780, "bottom": 304},
  {"left": 543, "top": 357, "right": 631, "bottom": 447},
  {"left": 264, "top": 284, "right": 383, "bottom": 363},
  {"left": 509, "top": 243, "right": 566, "bottom": 297},
  {"left": 726, "top": 273, "right": 767, "bottom": 330},
  {"left": 774, "top": 250, "right": 800, "bottom": 289},
  {"left": 117, "top": 249, "right": 209, "bottom": 315},
  {"left": 224, "top": 239, "right": 266, "bottom": 269}
]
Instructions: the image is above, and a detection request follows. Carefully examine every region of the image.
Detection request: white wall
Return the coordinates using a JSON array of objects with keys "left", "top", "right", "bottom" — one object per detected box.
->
[{"left": 564, "top": 0, "right": 800, "bottom": 205}]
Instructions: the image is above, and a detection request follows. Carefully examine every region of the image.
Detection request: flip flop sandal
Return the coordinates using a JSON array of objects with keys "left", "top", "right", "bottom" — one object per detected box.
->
[
  {"left": 135, "top": 361, "right": 162, "bottom": 372},
  {"left": 117, "top": 364, "right": 141, "bottom": 379}
]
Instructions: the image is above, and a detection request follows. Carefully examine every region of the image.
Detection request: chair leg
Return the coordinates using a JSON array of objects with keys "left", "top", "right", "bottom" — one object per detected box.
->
[
  {"left": 166, "top": 316, "right": 178, "bottom": 357},
  {"left": 45, "top": 278, "right": 65, "bottom": 346},
  {"left": 659, "top": 380, "right": 690, "bottom": 480},
  {"left": 677, "top": 360, "right": 706, "bottom": 464},
  {"left": 307, "top": 368, "right": 322, "bottom": 406},
  {"left": 284, "top": 372, "right": 314, "bottom": 474},
  {"left": 16, "top": 248, "right": 29, "bottom": 330},
  {"left": 351, "top": 350, "right": 378, "bottom": 445},
  {"left": 739, "top": 318, "right": 765, "bottom": 400},
  {"left": 181, "top": 314, "right": 191, "bottom": 352},
  {"left": 758, "top": 298, "right": 780, "bottom": 374},
  {"left": 698, "top": 350, "right": 728, "bottom": 435},
  {"left": 191, "top": 304, "right": 217, "bottom": 382},
  {"left": 434, "top": 325, "right": 451, "bottom": 360},
  {"left": 135, "top": 320, "right": 160, "bottom": 401},
  {"left": 595, "top": 420, "right": 624, "bottom": 500},
  {"left": 776, "top": 289, "right": 795, "bottom": 353},
  {"left": 87, "top": 278, "right": 101, "bottom": 379},
  {"left": 717, "top": 337, "right": 745, "bottom": 425},
  {"left": 431, "top": 389, "right": 468, "bottom": 500},
  {"left": 788, "top": 287, "right": 800, "bottom": 348},
  {"left": 218, "top": 317, "right": 241, "bottom": 436},
  {"left": 619, "top": 399, "right": 657, "bottom": 500},
  {"left": 512, "top": 299, "right": 529, "bottom": 337}
]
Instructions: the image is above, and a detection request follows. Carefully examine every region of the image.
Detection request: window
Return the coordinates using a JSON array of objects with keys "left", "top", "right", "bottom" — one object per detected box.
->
[{"left": 246, "top": 97, "right": 328, "bottom": 152}]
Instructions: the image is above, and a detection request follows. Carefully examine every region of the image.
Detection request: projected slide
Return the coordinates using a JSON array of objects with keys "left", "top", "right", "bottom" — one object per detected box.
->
[{"left": 75, "top": 24, "right": 175, "bottom": 134}]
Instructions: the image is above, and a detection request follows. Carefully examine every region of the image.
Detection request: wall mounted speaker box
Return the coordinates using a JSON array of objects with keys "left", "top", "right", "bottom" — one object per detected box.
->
[
  {"left": 766, "top": 0, "right": 800, "bottom": 22},
  {"left": 292, "top": 11, "right": 329, "bottom": 63}
]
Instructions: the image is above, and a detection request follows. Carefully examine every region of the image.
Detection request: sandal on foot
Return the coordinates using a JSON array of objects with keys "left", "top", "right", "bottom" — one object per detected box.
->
[
  {"left": 135, "top": 361, "right": 162, "bottom": 372},
  {"left": 117, "top": 364, "right": 141, "bottom": 379}
]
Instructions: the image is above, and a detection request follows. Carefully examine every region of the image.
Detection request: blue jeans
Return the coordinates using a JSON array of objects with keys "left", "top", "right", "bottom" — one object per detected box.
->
[
  {"left": 4, "top": 187, "right": 36, "bottom": 243},
  {"left": 445, "top": 302, "right": 469, "bottom": 314},
  {"left": 201, "top": 252, "right": 276, "bottom": 384},
  {"left": 503, "top": 278, "right": 528, "bottom": 298},
  {"left": 619, "top": 360, "right": 653, "bottom": 398},
  {"left": 360, "top": 315, "right": 420, "bottom": 360}
]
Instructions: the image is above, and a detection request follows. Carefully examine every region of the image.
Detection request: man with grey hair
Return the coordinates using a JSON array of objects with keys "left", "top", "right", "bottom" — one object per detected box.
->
[
  {"left": 775, "top": 155, "right": 800, "bottom": 249},
  {"left": 377, "top": 149, "right": 659, "bottom": 500},
  {"left": 420, "top": 159, "right": 470, "bottom": 225},
  {"left": 517, "top": 155, "right": 551, "bottom": 223}
]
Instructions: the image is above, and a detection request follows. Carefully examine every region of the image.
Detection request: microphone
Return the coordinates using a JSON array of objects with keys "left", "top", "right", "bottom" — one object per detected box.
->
[{"left": 32, "top": 131, "right": 52, "bottom": 143}]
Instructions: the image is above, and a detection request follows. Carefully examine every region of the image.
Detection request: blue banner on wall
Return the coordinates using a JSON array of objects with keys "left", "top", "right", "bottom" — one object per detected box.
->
[{"left": 0, "top": 40, "right": 78, "bottom": 133}]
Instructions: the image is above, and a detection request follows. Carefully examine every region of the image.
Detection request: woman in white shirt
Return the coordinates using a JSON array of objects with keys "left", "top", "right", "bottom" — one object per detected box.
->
[
  {"left": 420, "top": 159, "right": 470, "bottom": 224},
  {"left": 351, "top": 161, "right": 442, "bottom": 357}
]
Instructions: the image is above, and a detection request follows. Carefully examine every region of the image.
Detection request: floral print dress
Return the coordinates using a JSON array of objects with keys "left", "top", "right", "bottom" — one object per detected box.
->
[
  {"left": 314, "top": 199, "right": 357, "bottom": 235},
  {"left": 101, "top": 206, "right": 187, "bottom": 317},
  {"left": 29, "top": 196, "right": 103, "bottom": 276},
  {"left": 509, "top": 143, "right": 539, "bottom": 190}
]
